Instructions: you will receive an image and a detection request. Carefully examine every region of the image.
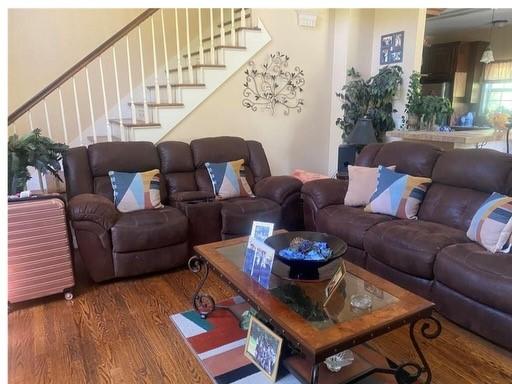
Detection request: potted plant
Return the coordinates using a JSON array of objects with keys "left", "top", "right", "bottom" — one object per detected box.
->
[
  {"left": 404, "top": 72, "right": 424, "bottom": 130},
  {"left": 421, "top": 95, "right": 453, "bottom": 130},
  {"left": 336, "top": 65, "right": 403, "bottom": 142},
  {"left": 8, "top": 128, "right": 68, "bottom": 195}
]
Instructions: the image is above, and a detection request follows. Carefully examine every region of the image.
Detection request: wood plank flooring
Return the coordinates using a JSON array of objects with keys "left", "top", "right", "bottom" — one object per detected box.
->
[{"left": 8, "top": 255, "right": 512, "bottom": 384}]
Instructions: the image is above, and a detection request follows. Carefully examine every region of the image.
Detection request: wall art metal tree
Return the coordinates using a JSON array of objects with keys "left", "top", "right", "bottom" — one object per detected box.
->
[{"left": 242, "top": 52, "right": 304, "bottom": 115}]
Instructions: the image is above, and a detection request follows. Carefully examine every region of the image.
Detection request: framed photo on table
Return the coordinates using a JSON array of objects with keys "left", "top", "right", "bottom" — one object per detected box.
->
[
  {"left": 323, "top": 261, "right": 347, "bottom": 307},
  {"left": 250, "top": 221, "right": 274, "bottom": 241},
  {"left": 244, "top": 316, "right": 283, "bottom": 382}
]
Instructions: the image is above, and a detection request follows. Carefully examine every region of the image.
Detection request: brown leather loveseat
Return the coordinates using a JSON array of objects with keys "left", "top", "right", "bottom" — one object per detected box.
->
[
  {"left": 302, "top": 141, "right": 512, "bottom": 350},
  {"left": 64, "top": 136, "right": 302, "bottom": 282}
]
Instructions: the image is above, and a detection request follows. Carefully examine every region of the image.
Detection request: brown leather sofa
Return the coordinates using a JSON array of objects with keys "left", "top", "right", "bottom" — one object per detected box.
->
[
  {"left": 64, "top": 137, "right": 302, "bottom": 282},
  {"left": 302, "top": 141, "right": 512, "bottom": 350}
]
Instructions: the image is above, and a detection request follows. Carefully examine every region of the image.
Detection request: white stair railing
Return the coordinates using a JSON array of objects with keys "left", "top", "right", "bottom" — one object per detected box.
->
[{"left": 8, "top": 8, "right": 252, "bottom": 146}]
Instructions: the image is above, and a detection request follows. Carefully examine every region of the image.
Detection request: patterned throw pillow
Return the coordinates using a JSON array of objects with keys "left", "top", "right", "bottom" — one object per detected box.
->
[
  {"left": 108, "top": 169, "right": 164, "bottom": 213},
  {"left": 204, "top": 159, "right": 254, "bottom": 200},
  {"left": 344, "top": 165, "right": 396, "bottom": 207},
  {"left": 467, "top": 192, "right": 512, "bottom": 253},
  {"left": 364, "top": 166, "right": 432, "bottom": 219}
]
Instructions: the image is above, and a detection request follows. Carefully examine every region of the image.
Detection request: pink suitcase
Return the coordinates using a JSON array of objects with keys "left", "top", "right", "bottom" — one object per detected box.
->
[{"left": 8, "top": 196, "right": 75, "bottom": 303}]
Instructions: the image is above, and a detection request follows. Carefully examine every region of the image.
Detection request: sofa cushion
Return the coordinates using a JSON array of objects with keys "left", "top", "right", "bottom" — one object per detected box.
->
[
  {"left": 316, "top": 205, "right": 394, "bottom": 249},
  {"left": 108, "top": 169, "right": 164, "bottom": 212},
  {"left": 221, "top": 197, "right": 281, "bottom": 235},
  {"left": 111, "top": 207, "right": 188, "bottom": 252},
  {"left": 467, "top": 192, "right": 512, "bottom": 253},
  {"left": 434, "top": 243, "right": 512, "bottom": 315},
  {"left": 205, "top": 159, "right": 254, "bottom": 199},
  {"left": 365, "top": 166, "right": 432, "bottom": 219},
  {"left": 363, "top": 220, "right": 470, "bottom": 279}
]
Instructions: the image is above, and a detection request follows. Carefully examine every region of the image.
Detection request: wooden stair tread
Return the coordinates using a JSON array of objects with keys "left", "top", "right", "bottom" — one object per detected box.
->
[
  {"left": 109, "top": 119, "right": 161, "bottom": 128},
  {"left": 201, "top": 27, "right": 261, "bottom": 44},
  {"left": 129, "top": 102, "right": 184, "bottom": 107},
  {"left": 168, "top": 64, "right": 226, "bottom": 73},
  {"left": 218, "top": 13, "right": 251, "bottom": 28},
  {"left": 87, "top": 135, "right": 122, "bottom": 142},
  {"left": 184, "top": 45, "right": 246, "bottom": 58},
  {"left": 147, "top": 83, "right": 205, "bottom": 89}
]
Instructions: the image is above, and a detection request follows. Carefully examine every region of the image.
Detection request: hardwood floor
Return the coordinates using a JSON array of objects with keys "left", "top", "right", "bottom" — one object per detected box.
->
[{"left": 8, "top": 255, "right": 512, "bottom": 384}]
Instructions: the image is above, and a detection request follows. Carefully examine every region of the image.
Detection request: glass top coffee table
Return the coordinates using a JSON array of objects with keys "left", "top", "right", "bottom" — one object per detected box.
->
[{"left": 190, "top": 234, "right": 440, "bottom": 384}]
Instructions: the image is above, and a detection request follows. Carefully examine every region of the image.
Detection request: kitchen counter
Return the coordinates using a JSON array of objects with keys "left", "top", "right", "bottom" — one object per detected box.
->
[{"left": 386, "top": 129, "right": 505, "bottom": 149}]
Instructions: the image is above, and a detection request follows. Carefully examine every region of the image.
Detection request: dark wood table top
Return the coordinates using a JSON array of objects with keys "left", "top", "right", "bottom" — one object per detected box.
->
[{"left": 194, "top": 234, "right": 434, "bottom": 364}]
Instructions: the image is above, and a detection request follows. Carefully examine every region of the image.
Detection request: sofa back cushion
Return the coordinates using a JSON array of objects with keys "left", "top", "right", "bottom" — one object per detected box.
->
[
  {"left": 356, "top": 141, "right": 442, "bottom": 177},
  {"left": 157, "top": 141, "right": 198, "bottom": 197},
  {"left": 87, "top": 142, "right": 164, "bottom": 202},
  {"left": 190, "top": 136, "right": 271, "bottom": 194},
  {"left": 418, "top": 149, "right": 512, "bottom": 230}
]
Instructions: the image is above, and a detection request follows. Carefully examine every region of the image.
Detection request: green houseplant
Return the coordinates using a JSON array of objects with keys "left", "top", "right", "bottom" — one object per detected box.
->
[
  {"left": 336, "top": 65, "right": 403, "bottom": 142},
  {"left": 404, "top": 72, "right": 424, "bottom": 130},
  {"left": 8, "top": 128, "right": 68, "bottom": 195},
  {"left": 402, "top": 71, "right": 453, "bottom": 131}
]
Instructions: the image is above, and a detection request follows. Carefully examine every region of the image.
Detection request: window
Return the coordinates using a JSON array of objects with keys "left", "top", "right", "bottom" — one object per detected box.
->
[{"left": 480, "top": 82, "right": 512, "bottom": 115}]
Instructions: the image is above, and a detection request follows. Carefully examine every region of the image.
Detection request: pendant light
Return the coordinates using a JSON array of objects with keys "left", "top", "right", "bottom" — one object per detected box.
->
[{"left": 481, "top": 9, "right": 496, "bottom": 64}]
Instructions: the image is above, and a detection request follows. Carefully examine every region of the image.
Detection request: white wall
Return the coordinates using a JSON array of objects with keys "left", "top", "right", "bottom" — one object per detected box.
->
[{"left": 161, "top": 9, "right": 334, "bottom": 176}]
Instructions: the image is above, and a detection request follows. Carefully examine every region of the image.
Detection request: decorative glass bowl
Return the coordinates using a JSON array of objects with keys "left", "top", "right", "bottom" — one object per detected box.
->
[{"left": 324, "top": 350, "right": 355, "bottom": 372}]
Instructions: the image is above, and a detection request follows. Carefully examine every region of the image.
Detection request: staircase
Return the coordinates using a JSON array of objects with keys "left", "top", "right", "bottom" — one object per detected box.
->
[{"left": 8, "top": 8, "right": 271, "bottom": 147}]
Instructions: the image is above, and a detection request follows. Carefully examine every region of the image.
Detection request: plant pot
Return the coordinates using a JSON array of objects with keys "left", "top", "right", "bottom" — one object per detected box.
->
[{"left": 406, "top": 114, "right": 420, "bottom": 131}]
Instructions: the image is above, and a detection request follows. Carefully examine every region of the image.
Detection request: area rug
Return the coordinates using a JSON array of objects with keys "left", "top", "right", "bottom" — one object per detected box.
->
[{"left": 170, "top": 296, "right": 398, "bottom": 384}]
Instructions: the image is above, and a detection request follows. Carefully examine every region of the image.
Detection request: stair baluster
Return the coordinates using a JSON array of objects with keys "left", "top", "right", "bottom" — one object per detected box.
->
[
  {"left": 231, "top": 9, "right": 236, "bottom": 46},
  {"left": 72, "top": 77, "right": 84, "bottom": 146},
  {"left": 220, "top": 9, "right": 226, "bottom": 45},
  {"left": 210, "top": 9, "right": 215, "bottom": 65},
  {"left": 58, "top": 88, "right": 68, "bottom": 145},
  {"left": 175, "top": 9, "right": 183, "bottom": 84},
  {"left": 160, "top": 10, "right": 172, "bottom": 104},
  {"left": 28, "top": 110, "right": 34, "bottom": 132},
  {"left": 98, "top": 57, "right": 112, "bottom": 142},
  {"left": 112, "top": 46, "right": 125, "bottom": 142},
  {"left": 85, "top": 67, "right": 97, "bottom": 143},
  {"left": 138, "top": 26, "right": 150, "bottom": 124},
  {"left": 151, "top": 16, "right": 160, "bottom": 104},
  {"left": 185, "top": 9, "right": 193, "bottom": 84},
  {"left": 241, "top": 8, "right": 246, "bottom": 27},
  {"left": 126, "top": 37, "right": 137, "bottom": 129},
  {"left": 198, "top": 9, "right": 204, "bottom": 65},
  {"left": 43, "top": 99, "right": 52, "bottom": 140}
]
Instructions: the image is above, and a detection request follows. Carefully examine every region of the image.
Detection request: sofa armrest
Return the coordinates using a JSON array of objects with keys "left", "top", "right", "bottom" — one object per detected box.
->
[
  {"left": 68, "top": 194, "right": 120, "bottom": 230},
  {"left": 254, "top": 176, "right": 303, "bottom": 205},
  {"left": 169, "top": 190, "right": 215, "bottom": 203},
  {"left": 301, "top": 179, "right": 348, "bottom": 210}
]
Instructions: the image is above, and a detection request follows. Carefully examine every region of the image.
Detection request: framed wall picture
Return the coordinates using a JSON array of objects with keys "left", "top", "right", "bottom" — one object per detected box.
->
[
  {"left": 244, "top": 316, "right": 283, "bottom": 382},
  {"left": 380, "top": 31, "right": 404, "bottom": 65}
]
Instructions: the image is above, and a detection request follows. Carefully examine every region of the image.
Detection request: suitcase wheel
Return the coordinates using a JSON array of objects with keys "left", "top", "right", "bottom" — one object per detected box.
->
[{"left": 64, "top": 291, "right": 74, "bottom": 301}]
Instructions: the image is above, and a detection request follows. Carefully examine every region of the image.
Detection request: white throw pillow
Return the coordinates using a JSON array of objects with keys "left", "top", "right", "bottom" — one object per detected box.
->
[{"left": 344, "top": 165, "right": 396, "bottom": 207}]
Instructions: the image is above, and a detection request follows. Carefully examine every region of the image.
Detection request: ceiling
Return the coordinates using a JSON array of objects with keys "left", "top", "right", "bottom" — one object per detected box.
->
[{"left": 426, "top": 8, "right": 512, "bottom": 35}]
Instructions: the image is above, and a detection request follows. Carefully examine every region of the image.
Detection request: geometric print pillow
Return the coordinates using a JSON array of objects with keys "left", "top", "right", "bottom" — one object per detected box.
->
[
  {"left": 108, "top": 169, "right": 164, "bottom": 213},
  {"left": 467, "top": 192, "right": 512, "bottom": 253},
  {"left": 204, "top": 159, "right": 255, "bottom": 200},
  {"left": 364, "top": 166, "right": 432, "bottom": 219}
]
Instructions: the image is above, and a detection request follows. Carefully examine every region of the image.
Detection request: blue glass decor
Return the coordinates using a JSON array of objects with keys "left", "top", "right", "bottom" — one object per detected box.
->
[{"left": 279, "top": 237, "right": 333, "bottom": 261}]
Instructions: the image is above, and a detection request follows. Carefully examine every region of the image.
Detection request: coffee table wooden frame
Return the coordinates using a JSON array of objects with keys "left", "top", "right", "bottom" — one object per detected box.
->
[{"left": 190, "top": 235, "right": 440, "bottom": 384}]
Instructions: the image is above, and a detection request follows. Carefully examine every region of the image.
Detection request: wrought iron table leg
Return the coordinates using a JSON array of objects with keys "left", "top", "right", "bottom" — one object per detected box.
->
[
  {"left": 310, "top": 364, "right": 319, "bottom": 384},
  {"left": 188, "top": 255, "right": 215, "bottom": 319},
  {"left": 393, "top": 315, "right": 442, "bottom": 384}
]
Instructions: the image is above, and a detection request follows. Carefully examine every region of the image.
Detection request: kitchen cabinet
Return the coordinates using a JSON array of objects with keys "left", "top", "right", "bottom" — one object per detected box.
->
[{"left": 421, "top": 41, "right": 487, "bottom": 103}]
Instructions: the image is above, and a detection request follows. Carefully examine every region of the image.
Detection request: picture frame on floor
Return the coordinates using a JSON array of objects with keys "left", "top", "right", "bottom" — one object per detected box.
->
[{"left": 244, "top": 316, "right": 283, "bottom": 382}]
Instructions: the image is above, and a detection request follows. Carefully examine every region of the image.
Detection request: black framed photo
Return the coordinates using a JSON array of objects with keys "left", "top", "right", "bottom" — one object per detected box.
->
[
  {"left": 244, "top": 316, "right": 283, "bottom": 382},
  {"left": 380, "top": 31, "right": 404, "bottom": 65}
]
